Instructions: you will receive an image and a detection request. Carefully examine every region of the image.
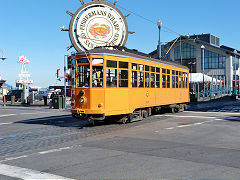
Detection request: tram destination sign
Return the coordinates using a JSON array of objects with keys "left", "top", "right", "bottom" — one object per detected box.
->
[{"left": 69, "top": 0, "right": 128, "bottom": 51}]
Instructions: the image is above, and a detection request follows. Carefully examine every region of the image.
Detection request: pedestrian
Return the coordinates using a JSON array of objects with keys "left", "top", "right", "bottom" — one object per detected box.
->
[{"left": 49, "top": 92, "right": 55, "bottom": 109}]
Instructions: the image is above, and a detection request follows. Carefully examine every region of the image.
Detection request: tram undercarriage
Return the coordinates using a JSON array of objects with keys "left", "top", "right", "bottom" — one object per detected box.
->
[{"left": 72, "top": 103, "right": 188, "bottom": 125}]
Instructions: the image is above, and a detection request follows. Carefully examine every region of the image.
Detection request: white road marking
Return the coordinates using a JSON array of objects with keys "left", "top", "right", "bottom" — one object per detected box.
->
[
  {"left": 20, "top": 112, "right": 50, "bottom": 115},
  {"left": 1, "top": 155, "right": 28, "bottom": 162},
  {"left": 0, "top": 163, "right": 75, "bottom": 180},
  {"left": 0, "top": 122, "right": 13, "bottom": 126},
  {"left": 38, "top": 147, "right": 72, "bottom": 154},
  {"left": 165, "top": 119, "right": 224, "bottom": 130},
  {"left": 185, "top": 111, "right": 240, "bottom": 115},
  {"left": 162, "top": 114, "right": 218, "bottom": 119},
  {"left": 0, "top": 114, "right": 16, "bottom": 118}
]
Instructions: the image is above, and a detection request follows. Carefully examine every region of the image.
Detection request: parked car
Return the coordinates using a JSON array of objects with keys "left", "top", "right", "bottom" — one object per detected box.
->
[
  {"left": 35, "top": 90, "right": 53, "bottom": 100},
  {"left": 5, "top": 90, "right": 23, "bottom": 102}
]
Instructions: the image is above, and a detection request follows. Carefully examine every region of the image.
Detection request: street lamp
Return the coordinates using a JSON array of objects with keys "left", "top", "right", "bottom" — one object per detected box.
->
[
  {"left": 0, "top": 48, "right": 7, "bottom": 107},
  {"left": 233, "top": 49, "right": 237, "bottom": 96},
  {"left": 201, "top": 45, "right": 205, "bottom": 93},
  {"left": 157, "top": 19, "right": 162, "bottom": 59},
  {"left": 0, "top": 49, "right": 7, "bottom": 61}
]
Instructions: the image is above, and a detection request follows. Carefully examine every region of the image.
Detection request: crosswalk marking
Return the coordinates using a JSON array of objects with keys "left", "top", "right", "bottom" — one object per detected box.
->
[{"left": 0, "top": 163, "right": 75, "bottom": 180}]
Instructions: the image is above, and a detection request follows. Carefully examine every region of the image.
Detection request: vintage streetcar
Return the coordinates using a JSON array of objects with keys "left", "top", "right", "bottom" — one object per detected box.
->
[{"left": 68, "top": 47, "right": 189, "bottom": 124}]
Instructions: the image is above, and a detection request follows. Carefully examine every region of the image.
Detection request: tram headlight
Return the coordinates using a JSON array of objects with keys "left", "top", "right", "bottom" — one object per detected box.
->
[{"left": 80, "top": 98, "right": 85, "bottom": 103}]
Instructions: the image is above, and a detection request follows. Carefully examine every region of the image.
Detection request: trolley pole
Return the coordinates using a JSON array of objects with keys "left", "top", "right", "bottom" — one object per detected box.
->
[{"left": 64, "top": 55, "right": 68, "bottom": 109}]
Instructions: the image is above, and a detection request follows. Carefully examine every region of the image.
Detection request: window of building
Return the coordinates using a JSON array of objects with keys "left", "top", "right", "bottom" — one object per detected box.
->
[
  {"left": 201, "top": 49, "right": 226, "bottom": 69},
  {"left": 174, "top": 43, "right": 196, "bottom": 60}
]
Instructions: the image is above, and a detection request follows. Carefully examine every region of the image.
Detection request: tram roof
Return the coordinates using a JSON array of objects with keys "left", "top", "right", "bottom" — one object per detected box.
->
[{"left": 74, "top": 47, "right": 189, "bottom": 70}]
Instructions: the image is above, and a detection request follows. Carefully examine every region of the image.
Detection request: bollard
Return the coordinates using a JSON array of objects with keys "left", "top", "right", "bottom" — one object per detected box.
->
[
  {"left": 11, "top": 95, "right": 15, "bottom": 104},
  {"left": 43, "top": 96, "right": 47, "bottom": 106}
]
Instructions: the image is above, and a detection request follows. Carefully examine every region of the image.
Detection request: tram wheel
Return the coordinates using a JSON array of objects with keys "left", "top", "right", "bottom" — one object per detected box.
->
[
  {"left": 179, "top": 104, "right": 184, "bottom": 112},
  {"left": 142, "top": 110, "right": 148, "bottom": 118},
  {"left": 128, "top": 113, "right": 134, "bottom": 123}
]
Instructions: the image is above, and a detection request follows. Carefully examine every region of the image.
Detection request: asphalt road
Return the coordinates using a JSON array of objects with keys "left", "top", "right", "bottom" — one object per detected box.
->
[{"left": 0, "top": 96, "right": 240, "bottom": 179}]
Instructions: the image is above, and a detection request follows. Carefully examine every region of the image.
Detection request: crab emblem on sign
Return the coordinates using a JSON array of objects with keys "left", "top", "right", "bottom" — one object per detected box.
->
[
  {"left": 68, "top": 0, "right": 128, "bottom": 51},
  {"left": 89, "top": 23, "right": 111, "bottom": 39}
]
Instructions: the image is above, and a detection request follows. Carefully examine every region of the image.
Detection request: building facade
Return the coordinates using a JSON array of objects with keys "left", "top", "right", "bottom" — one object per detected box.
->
[{"left": 150, "top": 34, "right": 240, "bottom": 89}]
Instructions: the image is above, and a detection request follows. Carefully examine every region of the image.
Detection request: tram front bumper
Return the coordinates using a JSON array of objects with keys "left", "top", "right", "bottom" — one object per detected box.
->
[{"left": 72, "top": 109, "right": 105, "bottom": 120}]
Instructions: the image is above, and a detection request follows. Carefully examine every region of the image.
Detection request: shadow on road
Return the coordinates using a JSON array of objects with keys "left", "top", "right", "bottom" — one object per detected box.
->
[{"left": 14, "top": 114, "right": 115, "bottom": 128}]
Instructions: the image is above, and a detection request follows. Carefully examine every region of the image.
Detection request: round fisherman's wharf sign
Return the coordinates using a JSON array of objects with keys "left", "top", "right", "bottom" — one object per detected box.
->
[{"left": 69, "top": 1, "right": 128, "bottom": 51}]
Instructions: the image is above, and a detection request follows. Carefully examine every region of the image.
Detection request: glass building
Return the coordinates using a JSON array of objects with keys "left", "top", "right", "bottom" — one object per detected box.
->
[{"left": 149, "top": 33, "right": 240, "bottom": 89}]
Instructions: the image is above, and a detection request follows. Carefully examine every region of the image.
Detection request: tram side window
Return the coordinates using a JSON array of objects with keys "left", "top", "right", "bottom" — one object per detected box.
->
[
  {"left": 185, "top": 73, "right": 188, "bottom": 88},
  {"left": 156, "top": 74, "right": 160, "bottom": 88},
  {"left": 176, "top": 75, "right": 179, "bottom": 88},
  {"left": 145, "top": 72, "right": 150, "bottom": 88},
  {"left": 179, "top": 76, "right": 182, "bottom": 88},
  {"left": 132, "top": 63, "right": 137, "bottom": 70},
  {"left": 182, "top": 76, "right": 185, "bottom": 88},
  {"left": 138, "top": 72, "right": 144, "bottom": 87},
  {"left": 132, "top": 71, "right": 137, "bottom": 87},
  {"left": 119, "top": 70, "right": 128, "bottom": 87},
  {"left": 162, "top": 75, "right": 166, "bottom": 88},
  {"left": 167, "top": 75, "right": 170, "bottom": 88},
  {"left": 77, "top": 65, "right": 90, "bottom": 87},
  {"left": 172, "top": 76, "right": 176, "bottom": 88},
  {"left": 92, "top": 66, "right": 103, "bottom": 87},
  {"left": 151, "top": 73, "right": 155, "bottom": 88},
  {"left": 107, "top": 60, "right": 117, "bottom": 68},
  {"left": 139, "top": 64, "right": 144, "bottom": 71},
  {"left": 106, "top": 69, "right": 117, "bottom": 88},
  {"left": 119, "top": 61, "right": 128, "bottom": 69}
]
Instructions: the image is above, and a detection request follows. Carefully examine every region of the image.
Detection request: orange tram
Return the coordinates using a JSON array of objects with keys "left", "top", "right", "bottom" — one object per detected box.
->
[{"left": 68, "top": 47, "right": 189, "bottom": 124}]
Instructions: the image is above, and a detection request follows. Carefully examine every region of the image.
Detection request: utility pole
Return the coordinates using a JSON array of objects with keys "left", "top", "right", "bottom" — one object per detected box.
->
[{"left": 157, "top": 19, "right": 162, "bottom": 59}]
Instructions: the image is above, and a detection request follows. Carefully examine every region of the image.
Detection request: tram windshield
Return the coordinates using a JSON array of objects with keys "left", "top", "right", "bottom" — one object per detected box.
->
[{"left": 77, "top": 65, "right": 90, "bottom": 87}]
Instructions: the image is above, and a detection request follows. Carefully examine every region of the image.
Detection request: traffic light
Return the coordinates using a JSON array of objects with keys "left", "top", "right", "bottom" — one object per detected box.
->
[{"left": 57, "top": 68, "right": 60, "bottom": 78}]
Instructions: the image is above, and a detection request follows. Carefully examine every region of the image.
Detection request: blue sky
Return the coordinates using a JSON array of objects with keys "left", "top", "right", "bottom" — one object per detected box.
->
[{"left": 0, "top": 0, "right": 239, "bottom": 88}]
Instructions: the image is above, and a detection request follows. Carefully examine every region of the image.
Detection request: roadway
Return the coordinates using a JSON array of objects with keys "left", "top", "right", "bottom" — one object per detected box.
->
[{"left": 0, "top": 96, "right": 240, "bottom": 179}]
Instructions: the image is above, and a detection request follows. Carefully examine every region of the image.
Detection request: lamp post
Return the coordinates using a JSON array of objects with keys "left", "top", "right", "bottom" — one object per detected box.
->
[
  {"left": 233, "top": 50, "right": 238, "bottom": 96},
  {"left": 201, "top": 45, "right": 205, "bottom": 94},
  {"left": 0, "top": 49, "right": 7, "bottom": 61},
  {"left": 0, "top": 49, "right": 7, "bottom": 107},
  {"left": 157, "top": 19, "right": 162, "bottom": 59}
]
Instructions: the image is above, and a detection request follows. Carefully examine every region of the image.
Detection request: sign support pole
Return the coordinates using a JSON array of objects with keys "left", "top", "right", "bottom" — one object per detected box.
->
[{"left": 64, "top": 55, "right": 68, "bottom": 109}]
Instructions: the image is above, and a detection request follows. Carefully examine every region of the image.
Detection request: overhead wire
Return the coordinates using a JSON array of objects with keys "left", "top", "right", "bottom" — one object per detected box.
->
[{"left": 104, "top": 0, "right": 182, "bottom": 36}]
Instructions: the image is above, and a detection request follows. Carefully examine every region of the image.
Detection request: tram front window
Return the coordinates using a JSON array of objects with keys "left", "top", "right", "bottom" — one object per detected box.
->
[
  {"left": 92, "top": 66, "right": 103, "bottom": 87},
  {"left": 77, "top": 65, "right": 90, "bottom": 87}
]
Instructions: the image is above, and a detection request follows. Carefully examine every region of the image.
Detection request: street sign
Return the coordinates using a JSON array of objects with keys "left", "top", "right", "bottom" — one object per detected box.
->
[
  {"left": 16, "top": 80, "right": 33, "bottom": 84},
  {"left": 69, "top": 1, "right": 128, "bottom": 51}
]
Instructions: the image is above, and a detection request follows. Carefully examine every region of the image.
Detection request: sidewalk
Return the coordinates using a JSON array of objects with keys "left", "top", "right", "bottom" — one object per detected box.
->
[
  {"left": 0, "top": 100, "right": 71, "bottom": 111},
  {"left": 188, "top": 95, "right": 240, "bottom": 111}
]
